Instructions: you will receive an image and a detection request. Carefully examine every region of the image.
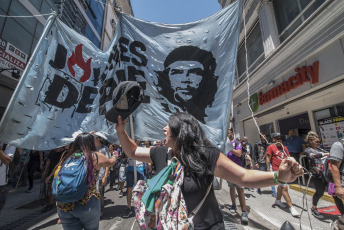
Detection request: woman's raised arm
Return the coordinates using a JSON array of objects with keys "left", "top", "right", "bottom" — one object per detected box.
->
[
  {"left": 214, "top": 153, "right": 303, "bottom": 188},
  {"left": 115, "top": 115, "right": 152, "bottom": 164}
]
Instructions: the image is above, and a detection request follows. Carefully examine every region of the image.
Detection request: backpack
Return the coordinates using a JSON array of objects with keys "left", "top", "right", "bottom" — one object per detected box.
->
[
  {"left": 323, "top": 141, "right": 344, "bottom": 183},
  {"left": 234, "top": 140, "right": 246, "bottom": 166},
  {"left": 323, "top": 157, "right": 334, "bottom": 183},
  {"left": 52, "top": 152, "right": 89, "bottom": 204},
  {"left": 132, "top": 158, "right": 212, "bottom": 230}
]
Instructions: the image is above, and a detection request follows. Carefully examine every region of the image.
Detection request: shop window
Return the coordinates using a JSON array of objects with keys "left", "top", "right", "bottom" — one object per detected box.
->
[
  {"left": 273, "top": 0, "right": 325, "bottom": 42},
  {"left": 29, "top": 0, "right": 43, "bottom": 11},
  {"left": 2, "top": 18, "right": 33, "bottom": 55},
  {"left": 35, "top": 23, "right": 44, "bottom": 40},
  {"left": 259, "top": 123, "right": 274, "bottom": 142},
  {"left": 0, "top": 0, "right": 11, "bottom": 12},
  {"left": 313, "top": 103, "right": 344, "bottom": 150},
  {"left": 0, "top": 9, "right": 6, "bottom": 33},
  {"left": 9, "top": 0, "right": 37, "bottom": 33},
  {"left": 236, "top": 22, "right": 264, "bottom": 84},
  {"left": 40, "top": 0, "right": 58, "bottom": 19},
  {"left": 336, "top": 103, "right": 344, "bottom": 116}
]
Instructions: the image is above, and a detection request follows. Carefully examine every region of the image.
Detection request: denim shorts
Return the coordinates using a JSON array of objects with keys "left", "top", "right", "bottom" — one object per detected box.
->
[
  {"left": 126, "top": 170, "right": 145, "bottom": 188},
  {"left": 227, "top": 181, "right": 244, "bottom": 189},
  {"left": 57, "top": 196, "right": 100, "bottom": 230}
]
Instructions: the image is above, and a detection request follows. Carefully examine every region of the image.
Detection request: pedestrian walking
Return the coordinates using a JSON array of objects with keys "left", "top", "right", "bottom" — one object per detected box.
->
[
  {"left": 253, "top": 133, "right": 277, "bottom": 196},
  {"left": 305, "top": 131, "right": 344, "bottom": 219},
  {"left": 108, "top": 144, "right": 118, "bottom": 190},
  {"left": 329, "top": 138, "right": 344, "bottom": 230},
  {"left": 226, "top": 129, "right": 249, "bottom": 224},
  {"left": 26, "top": 150, "right": 43, "bottom": 193},
  {"left": 92, "top": 132, "right": 110, "bottom": 217},
  {"left": 0, "top": 143, "right": 15, "bottom": 214}
]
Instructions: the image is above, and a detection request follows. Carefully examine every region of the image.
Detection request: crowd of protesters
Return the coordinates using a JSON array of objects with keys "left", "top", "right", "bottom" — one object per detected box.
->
[{"left": 0, "top": 123, "right": 344, "bottom": 229}]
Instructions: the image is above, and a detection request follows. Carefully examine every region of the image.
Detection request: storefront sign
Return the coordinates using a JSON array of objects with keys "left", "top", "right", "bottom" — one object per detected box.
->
[
  {"left": 318, "top": 116, "right": 344, "bottom": 149},
  {"left": 258, "top": 61, "right": 319, "bottom": 106},
  {"left": 0, "top": 37, "right": 28, "bottom": 73}
]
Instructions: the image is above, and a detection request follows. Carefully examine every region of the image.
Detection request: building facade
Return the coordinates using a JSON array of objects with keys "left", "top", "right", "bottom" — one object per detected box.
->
[
  {"left": 220, "top": 0, "right": 344, "bottom": 149},
  {"left": 0, "top": 0, "right": 133, "bottom": 120}
]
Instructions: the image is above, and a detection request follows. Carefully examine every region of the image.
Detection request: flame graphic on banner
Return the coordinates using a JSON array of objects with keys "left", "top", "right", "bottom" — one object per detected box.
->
[{"left": 67, "top": 44, "right": 92, "bottom": 82}]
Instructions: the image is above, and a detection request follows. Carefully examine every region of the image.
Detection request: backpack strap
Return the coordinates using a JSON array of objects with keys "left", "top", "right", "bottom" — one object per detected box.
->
[
  {"left": 47, "top": 150, "right": 68, "bottom": 179},
  {"left": 93, "top": 152, "right": 98, "bottom": 164},
  {"left": 188, "top": 181, "right": 213, "bottom": 218}
]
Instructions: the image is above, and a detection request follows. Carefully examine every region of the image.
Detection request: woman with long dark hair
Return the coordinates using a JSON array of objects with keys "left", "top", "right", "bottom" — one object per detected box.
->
[
  {"left": 115, "top": 112, "right": 303, "bottom": 229},
  {"left": 56, "top": 133, "right": 116, "bottom": 230},
  {"left": 305, "top": 131, "right": 344, "bottom": 219}
]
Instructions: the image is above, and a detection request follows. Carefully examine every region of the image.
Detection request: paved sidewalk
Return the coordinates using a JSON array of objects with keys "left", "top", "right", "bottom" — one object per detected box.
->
[
  {"left": 218, "top": 181, "right": 339, "bottom": 230},
  {"left": 0, "top": 178, "right": 341, "bottom": 230}
]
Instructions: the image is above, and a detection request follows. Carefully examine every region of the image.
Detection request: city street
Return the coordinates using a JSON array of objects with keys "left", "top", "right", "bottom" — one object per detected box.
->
[{"left": 0, "top": 179, "right": 339, "bottom": 230}]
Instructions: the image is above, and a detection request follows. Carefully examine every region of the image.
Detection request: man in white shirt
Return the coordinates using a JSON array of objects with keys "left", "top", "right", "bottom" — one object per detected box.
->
[
  {"left": 93, "top": 132, "right": 110, "bottom": 217},
  {"left": 0, "top": 144, "right": 15, "bottom": 214}
]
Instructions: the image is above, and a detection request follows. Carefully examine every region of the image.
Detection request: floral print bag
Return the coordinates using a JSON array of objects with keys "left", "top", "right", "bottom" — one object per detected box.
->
[{"left": 133, "top": 158, "right": 211, "bottom": 230}]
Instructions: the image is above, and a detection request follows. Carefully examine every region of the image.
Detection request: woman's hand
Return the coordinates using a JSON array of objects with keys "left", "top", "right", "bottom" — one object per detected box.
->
[
  {"left": 115, "top": 115, "right": 127, "bottom": 133},
  {"left": 277, "top": 158, "right": 304, "bottom": 183}
]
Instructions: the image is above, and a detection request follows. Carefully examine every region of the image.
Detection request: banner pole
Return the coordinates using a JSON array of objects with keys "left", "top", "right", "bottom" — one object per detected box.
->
[
  {"left": 0, "top": 12, "right": 57, "bottom": 138},
  {"left": 129, "top": 114, "right": 137, "bottom": 184}
]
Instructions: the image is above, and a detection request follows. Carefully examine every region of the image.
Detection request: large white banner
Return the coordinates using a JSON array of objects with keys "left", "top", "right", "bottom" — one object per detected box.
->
[{"left": 0, "top": 2, "right": 241, "bottom": 150}]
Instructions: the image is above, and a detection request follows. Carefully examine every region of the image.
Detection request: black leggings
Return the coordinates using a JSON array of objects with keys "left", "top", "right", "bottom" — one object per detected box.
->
[
  {"left": 27, "top": 161, "right": 40, "bottom": 189},
  {"left": 313, "top": 175, "right": 344, "bottom": 215}
]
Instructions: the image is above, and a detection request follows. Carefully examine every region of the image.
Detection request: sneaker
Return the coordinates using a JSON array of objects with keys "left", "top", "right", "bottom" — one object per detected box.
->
[
  {"left": 41, "top": 204, "right": 53, "bottom": 213},
  {"left": 245, "top": 195, "right": 248, "bottom": 200},
  {"left": 289, "top": 206, "right": 300, "bottom": 217},
  {"left": 241, "top": 211, "right": 249, "bottom": 225},
  {"left": 274, "top": 200, "right": 286, "bottom": 208},
  {"left": 312, "top": 209, "right": 324, "bottom": 219},
  {"left": 119, "top": 190, "right": 124, "bottom": 198},
  {"left": 271, "top": 192, "right": 277, "bottom": 197},
  {"left": 123, "top": 207, "right": 133, "bottom": 218},
  {"left": 229, "top": 204, "right": 237, "bottom": 214},
  {"left": 26, "top": 187, "right": 34, "bottom": 193},
  {"left": 257, "top": 189, "right": 262, "bottom": 195}
]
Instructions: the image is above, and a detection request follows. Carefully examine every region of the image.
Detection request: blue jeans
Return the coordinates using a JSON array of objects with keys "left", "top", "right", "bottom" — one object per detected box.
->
[{"left": 57, "top": 196, "right": 100, "bottom": 230}]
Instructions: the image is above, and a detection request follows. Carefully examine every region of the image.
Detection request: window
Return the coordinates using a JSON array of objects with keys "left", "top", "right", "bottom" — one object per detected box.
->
[
  {"left": 0, "top": 8, "right": 6, "bottom": 33},
  {"left": 29, "top": 0, "right": 43, "bottom": 11},
  {"left": 273, "top": 0, "right": 325, "bottom": 42},
  {"left": 259, "top": 123, "right": 275, "bottom": 142},
  {"left": 0, "top": 0, "right": 10, "bottom": 12},
  {"left": 2, "top": 18, "right": 33, "bottom": 55},
  {"left": 236, "top": 22, "right": 264, "bottom": 83},
  {"left": 9, "top": 0, "right": 37, "bottom": 33}
]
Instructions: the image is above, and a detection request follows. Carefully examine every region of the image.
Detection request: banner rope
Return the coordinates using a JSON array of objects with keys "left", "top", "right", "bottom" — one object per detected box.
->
[
  {"left": 0, "top": 13, "right": 54, "bottom": 18},
  {"left": 242, "top": 7, "right": 313, "bottom": 230}
]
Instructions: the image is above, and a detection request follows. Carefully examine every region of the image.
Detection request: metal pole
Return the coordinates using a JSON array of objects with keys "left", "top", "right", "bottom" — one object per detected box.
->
[
  {"left": 129, "top": 114, "right": 137, "bottom": 184},
  {"left": 0, "top": 12, "right": 57, "bottom": 135}
]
